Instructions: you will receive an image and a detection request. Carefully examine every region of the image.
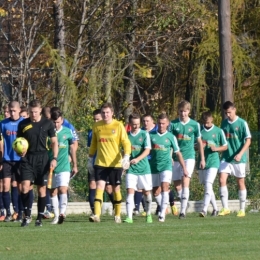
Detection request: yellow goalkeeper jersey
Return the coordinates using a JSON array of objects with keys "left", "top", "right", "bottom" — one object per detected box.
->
[{"left": 89, "top": 119, "right": 131, "bottom": 167}]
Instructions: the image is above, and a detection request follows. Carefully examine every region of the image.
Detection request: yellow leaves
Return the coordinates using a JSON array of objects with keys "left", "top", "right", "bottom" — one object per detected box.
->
[
  {"left": 0, "top": 7, "right": 7, "bottom": 17},
  {"left": 118, "top": 52, "right": 125, "bottom": 59}
]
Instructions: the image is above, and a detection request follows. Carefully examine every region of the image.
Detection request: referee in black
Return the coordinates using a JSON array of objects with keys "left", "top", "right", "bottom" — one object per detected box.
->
[{"left": 17, "top": 100, "right": 58, "bottom": 227}]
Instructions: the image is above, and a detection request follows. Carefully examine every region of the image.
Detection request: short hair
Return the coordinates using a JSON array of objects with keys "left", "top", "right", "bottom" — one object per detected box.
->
[
  {"left": 201, "top": 111, "right": 212, "bottom": 122},
  {"left": 51, "top": 110, "right": 63, "bottom": 121},
  {"left": 20, "top": 106, "right": 28, "bottom": 114},
  {"left": 8, "top": 101, "right": 20, "bottom": 108},
  {"left": 178, "top": 100, "right": 191, "bottom": 111},
  {"left": 129, "top": 113, "right": 141, "bottom": 123},
  {"left": 142, "top": 114, "right": 154, "bottom": 121},
  {"left": 93, "top": 109, "right": 101, "bottom": 116},
  {"left": 158, "top": 113, "right": 169, "bottom": 121},
  {"left": 29, "top": 99, "right": 41, "bottom": 108},
  {"left": 42, "top": 106, "right": 51, "bottom": 118},
  {"left": 101, "top": 102, "right": 114, "bottom": 112},
  {"left": 223, "top": 101, "right": 235, "bottom": 110},
  {"left": 2, "top": 104, "right": 9, "bottom": 110}
]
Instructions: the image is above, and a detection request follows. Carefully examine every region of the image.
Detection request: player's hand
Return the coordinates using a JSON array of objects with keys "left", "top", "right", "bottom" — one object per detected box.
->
[
  {"left": 50, "top": 159, "right": 57, "bottom": 169},
  {"left": 70, "top": 166, "right": 78, "bottom": 179},
  {"left": 130, "top": 158, "right": 139, "bottom": 165},
  {"left": 87, "top": 157, "right": 94, "bottom": 175},
  {"left": 183, "top": 168, "right": 189, "bottom": 177},
  {"left": 234, "top": 153, "right": 242, "bottom": 162},
  {"left": 210, "top": 146, "right": 217, "bottom": 152},
  {"left": 200, "top": 159, "right": 206, "bottom": 169},
  {"left": 18, "top": 151, "right": 27, "bottom": 157},
  {"left": 122, "top": 155, "right": 130, "bottom": 170}
]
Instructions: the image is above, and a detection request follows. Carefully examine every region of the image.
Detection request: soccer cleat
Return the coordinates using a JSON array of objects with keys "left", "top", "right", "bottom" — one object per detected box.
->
[
  {"left": 114, "top": 216, "right": 121, "bottom": 224},
  {"left": 179, "top": 213, "right": 186, "bottom": 219},
  {"left": 155, "top": 206, "right": 160, "bottom": 216},
  {"left": 171, "top": 205, "right": 179, "bottom": 216},
  {"left": 58, "top": 214, "right": 65, "bottom": 224},
  {"left": 199, "top": 210, "right": 206, "bottom": 217},
  {"left": 218, "top": 208, "right": 231, "bottom": 216},
  {"left": 4, "top": 215, "right": 12, "bottom": 222},
  {"left": 158, "top": 216, "right": 165, "bottom": 222},
  {"left": 12, "top": 212, "right": 18, "bottom": 221},
  {"left": 43, "top": 211, "right": 55, "bottom": 219},
  {"left": 51, "top": 217, "right": 59, "bottom": 224},
  {"left": 133, "top": 209, "right": 140, "bottom": 216},
  {"left": 211, "top": 210, "right": 218, "bottom": 217},
  {"left": 89, "top": 214, "right": 100, "bottom": 223},
  {"left": 27, "top": 216, "right": 32, "bottom": 223},
  {"left": 35, "top": 220, "right": 43, "bottom": 227},
  {"left": 21, "top": 217, "right": 30, "bottom": 227},
  {"left": 123, "top": 217, "right": 133, "bottom": 224},
  {"left": 237, "top": 210, "right": 245, "bottom": 217},
  {"left": 141, "top": 211, "right": 147, "bottom": 217},
  {"left": 146, "top": 214, "right": 153, "bottom": 223},
  {"left": 0, "top": 215, "right": 5, "bottom": 221}
]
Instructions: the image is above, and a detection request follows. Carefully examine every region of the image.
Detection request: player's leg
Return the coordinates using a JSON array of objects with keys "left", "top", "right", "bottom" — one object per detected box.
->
[
  {"left": 133, "top": 190, "right": 143, "bottom": 215},
  {"left": 111, "top": 169, "right": 123, "bottom": 223},
  {"left": 20, "top": 179, "right": 32, "bottom": 227},
  {"left": 89, "top": 166, "right": 107, "bottom": 222},
  {"left": 218, "top": 162, "right": 231, "bottom": 216},
  {"left": 11, "top": 180, "right": 19, "bottom": 220},
  {"left": 124, "top": 173, "right": 136, "bottom": 223},
  {"left": 172, "top": 162, "right": 182, "bottom": 201},
  {"left": 28, "top": 185, "right": 34, "bottom": 218},
  {"left": 88, "top": 169, "right": 96, "bottom": 214},
  {"left": 50, "top": 187, "right": 59, "bottom": 224},
  {"left": 234, "top": 164, "right": 247, "bottom": 217},
  {"left": 43, "top": 188, "right": 53, "bottom": 219},
  {"left": 105, "top": 184, "right": 114, "bottom": 209},
  {"left": 152, "top": 173, "right": 161, "bottom": 214},
  {"left": 0, "top": 178, "right": 5, "bottom": 220}
]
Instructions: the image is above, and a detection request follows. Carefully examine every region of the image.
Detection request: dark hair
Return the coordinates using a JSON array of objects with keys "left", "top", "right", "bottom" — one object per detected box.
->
[
  {"left": 158, "top": 112, "right": 169, "bottom": 120},
  {"left": 51, "top": 110, "right": 63, "bottom": 121},
  {"left": 142, "top": 114, "right": 154, "bottom": 121},
  {"left": 223, "top": 101, "right": 235, "bottom": 110},
  {"left": 20, "top": 106, "right": 28, "bottom": 114},
  {"left": 201, "top": 111, "right": 212, "bottom": 122},
  {"left": 101, "top": 102, "right": 114, "bottom": 112},
  {"left": 29, "top": 99, "right": 41, "bottom": 108},
  {"left": 42, "top": 106, "right": 51, "bottom": 118},
  {"left": 93, "top": 109, "right": 101, "bottom": 116},
  {"left": 129, "top": 113, "right": 141, "bottom": 123}
]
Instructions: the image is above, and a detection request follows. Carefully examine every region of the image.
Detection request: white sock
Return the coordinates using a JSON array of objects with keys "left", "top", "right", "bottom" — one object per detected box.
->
[
  {"left": 181, "top": 188, "right": 189, "bottom": 214},
  {"left": 50, "top": 195, "right": 59, "bottom": 218},
  {"left": 177, "top": 189, "right": 182, "bottom": 202},
  {"left": 160, "top": 192, "right": 169, "bottom": 218},
  {"left": 203, "top": 182, "right": 213, "bottom": 213},
  {"left": 126, "top": 194, "right": 134, "bottom": 219},
  {"left": 219, "top": 186, "right": 228, "bottom": 209},
  {"left": 210, "top": 190, "right": 218, "bottom": 211},
  {"left": 239, "top": 189, "right": 247, "bottom": 211},
  {"left": 59, "top": 193, "right": 68, "bottom": 215},
  {"left": 154, "top": 193, "right": 162, "bottom": 208},
  {"left": 144, "top": 193, "right": 152, "bottom": 215}
]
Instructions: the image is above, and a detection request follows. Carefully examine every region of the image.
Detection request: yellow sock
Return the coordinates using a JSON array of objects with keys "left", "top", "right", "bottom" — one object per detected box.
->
[
  {"left": 94, "top": 189, "right": 103, "bottom": 217},
  {"left": 114, "top": 191, "right": 122, "bottom": 217}
]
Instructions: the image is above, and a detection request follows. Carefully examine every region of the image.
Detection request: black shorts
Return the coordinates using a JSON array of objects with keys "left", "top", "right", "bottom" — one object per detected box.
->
[
  {"left": 20, "top": 152, "right": 50, "bottom": 186},
  {"left": 88, "top": 170, "right": 95, "bottom": 183},
  {"left": 94, "top": 166, "right": 122, "bottom": 186},
  {"left": 0, "top": 161, "right": 21, "bottom": 182}
]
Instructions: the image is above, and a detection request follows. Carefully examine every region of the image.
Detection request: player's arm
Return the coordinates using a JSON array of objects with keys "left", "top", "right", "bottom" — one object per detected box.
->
[
  {"left": 69, "top": 140, "right": 78, "bottom": 177},
  {"left": 50, "top": 136, "right": 58, "bottom": 169},
  {"left": 197, "top": 137, "right": 205, "bottom": 169},
  {"left": 0, "top": 129, "right": 3, "bottom": 170}
]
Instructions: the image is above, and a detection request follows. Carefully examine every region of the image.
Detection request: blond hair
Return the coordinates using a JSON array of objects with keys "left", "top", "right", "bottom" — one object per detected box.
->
[{"left": 177, "top": 100, "right": 191, "bottom": 111}]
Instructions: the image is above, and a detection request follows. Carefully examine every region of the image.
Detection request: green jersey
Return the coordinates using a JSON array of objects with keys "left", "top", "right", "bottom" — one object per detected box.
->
[
  {"left": 127, "top": 129, "right": 151, "bottom": 175},
  {"left": 49, "top": 126, "right": 73, "bottom": 174},
  {"left": 150, "top": 131, "right": 179, "bottom": 173},
  {"left": 169, "top": 118, "right": 201, "bottom": 161},
  {"left": 198, "top": 125, "right": 227, "bottom": 169},
  {"left": 221, "top": 117, "right": 251, "bottom": 163}
]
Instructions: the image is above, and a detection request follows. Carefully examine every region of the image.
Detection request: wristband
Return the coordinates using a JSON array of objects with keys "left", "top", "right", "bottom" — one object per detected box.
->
[{"left": 52, "top": 157, "right": 58, "bottom": 161}]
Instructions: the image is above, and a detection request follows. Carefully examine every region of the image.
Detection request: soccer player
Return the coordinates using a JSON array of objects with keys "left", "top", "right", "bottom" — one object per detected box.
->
[
  {"left": 124, "top": 114, "right": 153, "bottom": 224},
  {"left": 17, "top": 99, "right": 58, "bottom": 227},
  {"left": 49, "top": 109, "right": 78, "bottom": 224},
  {"left": 88, "top": 102, "right": 131, "bottom": 223},
  {"left": 169, "top": 100, "right": 205, "bottom": 219},
  {"left": 218, "top": 101, "right": 251, "bottom": 217},
  {"left": 0, "top": 101, "right": 24, "bottom": 221},
  {"left": 150, "top": 113, "right": 188, "bottom": 222},
  {"left": 87, "top": 109, "right": 114, "bottom": 215},
  {"left": 198, "top": 111, "right": 227, "bottom": 217},
  {"left": 20, "top": 106, "right": 29, "bottom": 119}
]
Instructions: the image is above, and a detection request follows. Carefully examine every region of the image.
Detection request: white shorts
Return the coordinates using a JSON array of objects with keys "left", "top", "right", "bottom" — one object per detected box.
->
[
  {"left": 219, "top": 161, "right": 246, "bottom": 178},
  {"left": 198, "top": 168, "right": 218, "bottom": 185},
  {"left": 172, "top": 159, "right": 195, "bottom": 181},
  {"left": 152, "top": 170, "right": 172, "bottom": 187},
  {"left": 126, "top": 173, "right": 152, "bottom": 191},
  {"left": 51, "top": 172, "right": 70, "bottom": 188}
]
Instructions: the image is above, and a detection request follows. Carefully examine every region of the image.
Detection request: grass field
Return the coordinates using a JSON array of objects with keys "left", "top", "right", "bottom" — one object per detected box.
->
[{"left": 0, "top": 212, "right": 259, "bottom": 260}]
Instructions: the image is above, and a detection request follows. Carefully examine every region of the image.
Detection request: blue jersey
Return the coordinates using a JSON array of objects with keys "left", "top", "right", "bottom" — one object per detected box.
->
[
  {"left": 63, "top": 118, "right": 79, "bottom": 141},
  {"left": 141, "top": 124, "right": 158, "bottom": 160},
  {"left": 0, "top": 117, "right": 24, "bottom": 161}
]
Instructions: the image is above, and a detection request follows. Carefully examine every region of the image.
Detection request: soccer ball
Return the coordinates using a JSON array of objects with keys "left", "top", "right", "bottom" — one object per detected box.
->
[{"left": 12, "top": 137, "right": 29, "bottom": 154}]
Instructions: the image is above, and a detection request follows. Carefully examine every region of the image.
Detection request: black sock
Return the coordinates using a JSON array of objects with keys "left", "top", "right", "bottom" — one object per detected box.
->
[
  {"left": 134, "top": 191, "right": 143, "bottom": 212},
  {"left": 169, "top": 190, "right": 175, "bottom": 206},
  {"left": 37, "top": 196, "right": 46, "bottom": 221},
  {"left": 21, "top": 192, "right": 30, "bottom": 217},
  {"left": 107, "top": 192, "right": 114, "bottom": 209}
]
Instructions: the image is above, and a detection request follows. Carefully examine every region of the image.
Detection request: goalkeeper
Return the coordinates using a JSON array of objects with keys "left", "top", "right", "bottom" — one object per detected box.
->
[{"left": 88, "top": 102, "right": 131, "bottom": 223}]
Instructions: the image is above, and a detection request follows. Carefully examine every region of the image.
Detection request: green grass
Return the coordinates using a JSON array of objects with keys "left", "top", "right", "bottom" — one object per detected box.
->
[{"left": 0, "top": 213, "right": 260, "bottom": 259}]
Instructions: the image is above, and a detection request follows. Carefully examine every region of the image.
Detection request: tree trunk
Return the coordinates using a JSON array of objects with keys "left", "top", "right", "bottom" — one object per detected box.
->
[{"left": 218, "top": 0, "right": 233, "bottom": 119}]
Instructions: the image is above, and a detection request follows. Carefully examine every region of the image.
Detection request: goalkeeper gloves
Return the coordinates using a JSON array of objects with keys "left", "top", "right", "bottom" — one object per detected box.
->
[{"left": 122, "top": 155, "right": 130, "bottom": 170}]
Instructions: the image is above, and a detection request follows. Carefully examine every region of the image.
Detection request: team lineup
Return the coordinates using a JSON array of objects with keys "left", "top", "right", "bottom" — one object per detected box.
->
[{"left": 0, "top": 99, "right": 251, "bottom": 226}]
